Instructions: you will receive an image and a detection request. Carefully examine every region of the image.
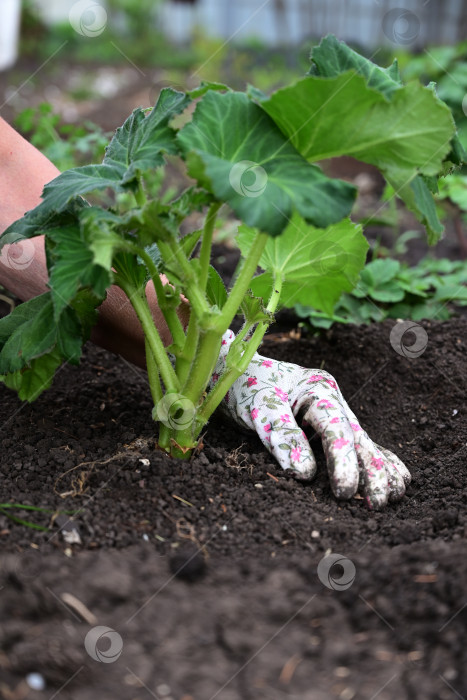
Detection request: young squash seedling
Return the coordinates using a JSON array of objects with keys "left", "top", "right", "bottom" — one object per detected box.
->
[{"left": 0, "top": 36, "right": 463, "bottom": 459}]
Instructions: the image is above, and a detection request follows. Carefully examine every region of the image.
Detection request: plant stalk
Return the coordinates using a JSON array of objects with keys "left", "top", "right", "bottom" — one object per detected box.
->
[
  {"left": 197, "top": 274, "right": 283, "bottom": 424},
  {"left": 213, "top": 231, "right": 268, "bottom": 333},
  {"left": 116, "top": 278, "right": 180, "bottom": 393},
  {"left": 134, "top": 246, "right": 186, "bottom": 350},
  {"left": 157, "top": 238, "right": 213, "bottom": 324},
  {"left": 198, "top": 202, "right": 221, "bottom": 291}
]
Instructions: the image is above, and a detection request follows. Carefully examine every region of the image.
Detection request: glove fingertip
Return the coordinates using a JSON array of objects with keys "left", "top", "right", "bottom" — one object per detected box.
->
[
  {"left": 290, "top": 463, "right": 316, "bottom": 481},
  {"left": 365, "top": 490, "right": 389, "bottom": 511},
  {"left": 376, "top": 444, "right": 412, "bottom": 486},
  {"left": 333, "top": 481, "right": 359, "bottom": 500}
]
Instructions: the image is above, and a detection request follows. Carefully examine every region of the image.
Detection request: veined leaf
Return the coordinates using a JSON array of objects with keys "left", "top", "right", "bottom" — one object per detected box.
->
[
  {"left": 240, "top": 291, "right": 274, "bottom": 324},
  {"left": 80, "top": 208, "right": 126, "bottom": 271},
  {"left": 253, "top": 74, "right": 454, "bottom": 176},
  {"left": 177, "top": 91, "right": 356, "bottom": 236},
  {"left": 360, "top": 259, "right": 400, "bottom": 286},
  {"left": 386, "top": 172, "right": 444, "bottom": 244},
  {"left": 39, "top": 164, "right": 125, "bottom": 214},
  {"left": 113, "top": 250, "right": 148, "bottom": 290},
  {"left": 0, "top": 165, "right": 124, "bottom": 246},
  {"left": 0, "top": 199, "right": 88, "bottom": 245},
  {"left": 308, "top": 34, "right": 402, "bottom": 98},
  {"left": 0, "top": 294, "right": 82, "bottom": 373},
  {"left": 45, "top": 224, "right": 111, "bottom": 320},
  {"left": 236, "top": 213, "right": 368, "bottom": 314},
  {"left": 253, "top": 63, "right": 454, "bottom": 242},
  {"left": 1, "top": 348, "right": 63, "bottom": 402},
  {"left": 206, "top": 266, "right": 228, "bottom": 309},
  {"left": 0, "top": 289, "right": 99, "bottom": 401},
  {"left": 104, "top": 88, "right": 190, "bottom": 185}
]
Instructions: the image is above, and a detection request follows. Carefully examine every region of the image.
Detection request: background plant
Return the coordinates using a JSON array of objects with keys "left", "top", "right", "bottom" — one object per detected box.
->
[
  {"left": 14, "top": 102, "right": 110, "bottom": 171},
  {"left": 296, "top": 256, "right": 467, "bottom": 329}
]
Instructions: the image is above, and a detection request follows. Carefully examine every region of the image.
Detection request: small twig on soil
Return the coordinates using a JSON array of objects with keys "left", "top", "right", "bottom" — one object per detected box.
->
[
  {"left": 279, "top": 654, "right": 302, "bottom": 684},
  {"left": 49, "top": 426, "right": 80, "bottom": 441},
  {"left": 172, "top": 494, "right": 195, "bottom": 507},
  {"left": 60, "top": 592, "right": 98, "bottom": 625},
  {"left": 54, "top": 451, "right": 130, "bottom": 498}
]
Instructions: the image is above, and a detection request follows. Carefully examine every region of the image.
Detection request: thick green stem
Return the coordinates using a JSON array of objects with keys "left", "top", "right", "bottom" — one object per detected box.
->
[
  {"left": 134, "top": 186, "right": 147, "bottom": 207},
  {"left": 169, "top": 203, "right": 221, "bottom": 384},
  {"left": 181, "top": 329, "right": 222, "bottom": 405},
  {"left": 157, "top": 238, "right": 212, "bottom": 323},
  {"left": 197, "top": 274, "right": 283, "bottom": 424},
  {"left": 198, "top": 202, "right": 221, "bottom": 291},
  {"left": 177, "top": 313, "right": 199, "bottom": 385},
  {"left": 117, "top": 277, "right": 180, "bottom": 393},
  {"left": 158, "top": 423, "right": 172, "bottom": 451},
  {"left": 168, "top": 327, "right": 223, "bottom": 448},
  {"left": 213, "top": 231, "right": 268, "bottom": 334},
  {"left": 145, "top": 337, "right": 163, "bottom": 406},
  {"left": 134, "top": 246, "right": 186, "bottom": 350}
]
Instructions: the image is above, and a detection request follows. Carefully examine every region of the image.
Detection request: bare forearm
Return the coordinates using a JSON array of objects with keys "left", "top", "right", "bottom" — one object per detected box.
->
[{"left": 0, "top": 117, "right": 189, "bottom": 367}]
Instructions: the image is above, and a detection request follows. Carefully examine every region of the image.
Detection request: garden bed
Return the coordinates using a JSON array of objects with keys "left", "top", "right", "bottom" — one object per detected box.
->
[{"left": 0, "top": 316, "right": 465, "bottom": 700}]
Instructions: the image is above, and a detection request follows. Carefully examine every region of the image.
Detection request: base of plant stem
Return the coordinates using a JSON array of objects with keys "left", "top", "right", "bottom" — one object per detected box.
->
[{"left": 155, "top": 433, "right": 199, "bottom": 460}]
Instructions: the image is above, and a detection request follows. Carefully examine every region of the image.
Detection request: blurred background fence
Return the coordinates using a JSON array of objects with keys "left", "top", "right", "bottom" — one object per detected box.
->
[
  {"left": 161, "top": 0, "right": 467, "bottom": 48},
  {"left": 0, "top": 0, "right": 464, "bottom": 73}
]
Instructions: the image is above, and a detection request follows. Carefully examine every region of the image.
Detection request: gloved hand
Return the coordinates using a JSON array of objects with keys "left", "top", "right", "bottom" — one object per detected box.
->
[{"left": 211, "top": 330, "right": 411, "bottom": 510}]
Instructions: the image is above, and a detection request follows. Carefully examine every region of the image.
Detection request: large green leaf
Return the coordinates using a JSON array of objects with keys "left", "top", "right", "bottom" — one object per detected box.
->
[
  {"left": 236, "top": 214, "right": 368, "bottom": 314},
  {"left": 308, "top": 34, "right": 402, "bottom": 98},
  {"left": 0, "top": 199, "right": 87, "bottom": 246},
  {"left": 177, "top": 91, "right": 356, "bottom": 237},
  {"left": 0, "top": 348, "right": 63, "bottom": 402},
  {"left": 79, "top": 208, "right": 125, "bottom": 271},
  {"left": 0, "top": 290, "right": 99, "bottom": 401},
  {"left": 104, "top": 88, "right": 190, "bottom": 185},
  {"left": 253, "top": 66, "right": 455, "bottom": 243},
  {"left": 253, "top": 74, "right": 454, "bottom": 176},
  {"left": 0, "top": 294, "right": 82, "bottom": 374},
  {"left": 386, "top": 172, "right": 444, "bottom": 245},
  {"left": 45, "top": 223, "right": 112, "bottom": 319}
]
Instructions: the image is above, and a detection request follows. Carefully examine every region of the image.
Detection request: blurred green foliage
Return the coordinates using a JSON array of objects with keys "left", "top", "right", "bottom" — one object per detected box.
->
[
  {"left": 20, "top": 0, "right": 197, "bottom": 69},
  {"left": 296, "top": 256, "right": 467, "bottom": 329},
  {"left": 19, "top": 1, "right": 308, "bottom": 86},
  {"left": 395, "top": 42, "right": 467, "bottom": 149},
  {"left": 14, "top": 102, "right": 109, "bottom": 170}
]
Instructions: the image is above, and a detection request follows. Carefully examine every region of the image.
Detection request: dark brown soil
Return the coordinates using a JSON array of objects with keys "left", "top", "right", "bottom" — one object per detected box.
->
[{"left": 0, "top": 314, "right": 466, "bottom": 700}]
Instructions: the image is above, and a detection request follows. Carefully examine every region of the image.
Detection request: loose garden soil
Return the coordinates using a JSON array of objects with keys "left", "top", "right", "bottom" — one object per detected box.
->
[{"left": 0, "top": 308, "right": 466, "bottom": 699}]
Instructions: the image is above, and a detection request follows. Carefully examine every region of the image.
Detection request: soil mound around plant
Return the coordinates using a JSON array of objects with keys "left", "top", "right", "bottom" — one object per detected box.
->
[{"left": 0, "top": 318, "right": 466, "bottom": 699}]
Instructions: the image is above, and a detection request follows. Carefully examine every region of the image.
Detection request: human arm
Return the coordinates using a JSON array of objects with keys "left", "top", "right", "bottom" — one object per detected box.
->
[{"left": 0, "top": 117, "right": 189, "bottom": 367}]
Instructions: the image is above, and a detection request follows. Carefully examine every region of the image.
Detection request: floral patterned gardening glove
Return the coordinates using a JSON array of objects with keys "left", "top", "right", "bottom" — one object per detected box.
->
[{"left": 211, "top": 330, "right": 411, "bottom": 510}]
